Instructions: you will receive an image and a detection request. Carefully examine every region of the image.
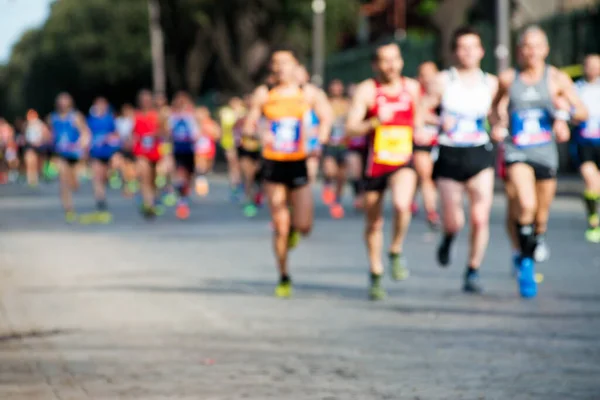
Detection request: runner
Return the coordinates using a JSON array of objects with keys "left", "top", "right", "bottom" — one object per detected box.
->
[
  {"left": 84, "top": 97, "right": 119, "bottom": 223},
  {"left": 194, "top": 106, "right": 220, "bottom": 197},
  {"left": 235, "top": 95, "right": 263, "bottom": 218},
  {"left": 0, "top": 118, "right": 17, "bottom": 184},
  {"left": 491, "top": 26, "right": 588, "bottom": 298},
  {"left": 167, "top": 91, "right": 199, "bottom": 219},
  {"left": 23, "top": 110, "right": 50, "bottom": 187},
  {"left": 322, "top": 79, "right": 351, "bottom": 219},
  {"left": 346, "top": 40, "right": 420, "bottom": 300},
  {"left": 47, "top": 92, "right": 91, "bottom": 222},
  {"left": 417, "top": 27, "right": 498, "bottom": 294},
  {"left": 574, "top": 54, "right": 600, "bottom": 243},
  {"left": 414, "top": 61, "right": 441, "bottom": 229},
  {"left": 115, "top": 103, "right": 138, "bottom": 196},
  {"left": 295, "top": 65, "right": 323, "bottom": 185},
  {"left": 219, "top": 97, "right": 245, "bottom": 201},
  {"left": 244, "top": 46, "right": 333, "bottom": 298},
  {"left": 132, "top": 89, "right": 164, "bottom": 219}
]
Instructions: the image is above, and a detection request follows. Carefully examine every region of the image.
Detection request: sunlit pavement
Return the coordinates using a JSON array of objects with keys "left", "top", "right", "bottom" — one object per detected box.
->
[{"left": 1, "top": 176, "right": 599, "bottom": 399}]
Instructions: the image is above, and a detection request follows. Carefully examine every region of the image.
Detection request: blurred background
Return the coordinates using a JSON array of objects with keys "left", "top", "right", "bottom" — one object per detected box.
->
[{"left": 0, "top": 0, "right": 599, "bottom": 170}]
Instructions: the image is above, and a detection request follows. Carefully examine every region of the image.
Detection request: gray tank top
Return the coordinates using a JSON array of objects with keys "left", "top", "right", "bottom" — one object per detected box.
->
[{"left": 504, "top": 65, "right": 558, "bottom": 170}]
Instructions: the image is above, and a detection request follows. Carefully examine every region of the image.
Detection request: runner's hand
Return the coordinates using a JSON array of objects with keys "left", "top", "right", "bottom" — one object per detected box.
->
[
  {"left": 553, "top": 120, "right": 570, "bottom": 143},
  {"left": 491, "top": 125, "right": 508, "bottom": 142},
  {"left": 414, "top": 126, "right": 434, "bottom": 146}
]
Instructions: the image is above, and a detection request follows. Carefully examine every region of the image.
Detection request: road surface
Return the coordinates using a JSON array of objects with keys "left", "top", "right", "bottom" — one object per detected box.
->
[{"left": 1, "top": 178, "right": 599, "bottom": 399}]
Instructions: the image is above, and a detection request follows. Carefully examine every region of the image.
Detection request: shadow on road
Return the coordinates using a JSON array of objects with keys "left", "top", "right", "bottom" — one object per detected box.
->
[{"left": 0, "top": 328, "right": 74, "bottom": 343}]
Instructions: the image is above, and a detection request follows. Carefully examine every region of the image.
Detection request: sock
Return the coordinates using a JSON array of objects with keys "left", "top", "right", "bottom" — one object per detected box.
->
[
  {"left": 389, "top": 252, "right": 400, "bottom": 260},
  {"left": 465, "top": 266, "right": 478, "bottom": 277},
  {"left": 280, "top": 274, "right": 290, "bottom": 284},
  {"left": 441, "top": 233, "right": 456, "bottom": 249},
  {"left": 370, "top": 272, "right": 382, "bottom": 285},
  {"left": 583, "top": 190, "right": 599, "bottom": 221},
  {"left": 517, "top": 223, "right": 536, "bottom": 258},
  {"left": 535, "top": 232, "right": 546, "bottom": 245},
  {"left": 96, "top": 199, "right": 107, "bottom": 211}
]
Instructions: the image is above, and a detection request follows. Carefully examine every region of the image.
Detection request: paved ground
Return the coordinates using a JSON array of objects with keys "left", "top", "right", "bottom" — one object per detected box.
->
[{"left": 0, "top": 176, "right": 599, "bottom": 400}]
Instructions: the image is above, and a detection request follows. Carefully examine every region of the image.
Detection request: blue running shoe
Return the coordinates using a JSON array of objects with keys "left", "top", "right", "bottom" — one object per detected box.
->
[
  {"left": 518, "top": 257, "right": 537, "bottom": 298},
  {"left": 512, "top": 253, "right": 521, "bottom": 278}
]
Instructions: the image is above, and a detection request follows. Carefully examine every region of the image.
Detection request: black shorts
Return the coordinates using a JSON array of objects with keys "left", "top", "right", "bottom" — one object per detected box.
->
[
  {"left": 91, "top": 156, "right": 111, "bottom": 165},
  {"left": 237, "top": 147, "right": 261, "bottom": 161},
  {"left": 175, "top": 152, "right": 195, "bottom": 174},
  {"left": 413, "top": 144, "right": 434, "bottom": 153},
  {"left": 58, "top": 155, "right": 79, "bottom": 166},
  {"left": 433, "top": 144, "right": 495, "bottom": 183},
  {"left": 261, "top": 159, "right": 308, "bottom": 190},
  {"left": 119, "top": 149, "right": 135, "bottom": 161},
  {"left": 362, "top": 164, "right": 413, "bottom": 193},
  {"left": 504, "top": 159, "right": 556, "bottom": 181},
  {"left": 323, "top": 145, "right": 346, "bottom": 165},
  {"left": 576, "top": 144, "right": 600, "bottom": 168}
]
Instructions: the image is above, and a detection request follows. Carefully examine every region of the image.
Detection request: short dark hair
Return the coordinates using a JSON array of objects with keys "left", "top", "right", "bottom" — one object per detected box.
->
[
  {"left": 451, "top": 26, "right": 482, "bottom": 51},
  {"left": 371, "top": 39, "right": 401, "bottom": 62},
  {"left": 270, "top": 45, "right": 299, "bottom": 62}
]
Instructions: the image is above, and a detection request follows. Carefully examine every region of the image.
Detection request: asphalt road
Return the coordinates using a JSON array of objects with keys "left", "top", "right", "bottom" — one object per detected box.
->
[{"left": 0, "top": 177, "right": 599, "bottom": 400}]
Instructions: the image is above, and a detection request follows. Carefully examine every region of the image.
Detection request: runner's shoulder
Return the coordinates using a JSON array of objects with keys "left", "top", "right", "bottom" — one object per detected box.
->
[
  {"left": 352, "top": 79, "right": 377, "bottom": 100},
  {"left": 251, "top": 84, "right": 270, "bottom": 103},
  {"left": 498, "top": 68, "right": 517, "bottom": 88},
  {"left": 548, "top": 65, "right": 573, "bottom": 85}
]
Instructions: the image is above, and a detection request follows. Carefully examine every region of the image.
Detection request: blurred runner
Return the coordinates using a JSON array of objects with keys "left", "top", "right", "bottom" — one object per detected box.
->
[
  {"left": 346, "top": 41, "right": 420, "bottom": 300},
  {"left": 322, "top": 79, "right": 350, "bottom": 219},
  {"left": 296, "top": 65, "right": 322, "bottom": 185},
  {"left": 115, "top": 103, "right": 138, "bottom": 196},
  {"left": 419, "top": 27, "right": 497, "bottom": 294},
  {"left": 0, "top": 118, "right": 17, "bottom": 184},
  {"left": 219, "top": 97, "right": 245, "bottom": 201},
  {"left": 414, "top": 61, "right": 441, "bottom": 229},
  {"left": 574, "top": 54, "right": 600, "bottom": 242},
  {"left": 194, "top": 106, "right": 220, "bottom": 197},
  {"left": 84, "top": 97, "right": 119, "bottom": 223},
  {"left": 23, "top": 110, "right": 50, "bottom": 187},
  {"left": 491, "top": 26, "right": 588, "bottom": 298},
  {"left": 244, "top": 46, "right": 333, "bottom": 298},
  {"left": 48, "top": 92, "right": 91, "bottom": 222},
  {"left": 133, "top": 89, "right": 163, "bottom": 219},
  {"left": 235, "top": 95, "right": 263, "bottom": 218}
]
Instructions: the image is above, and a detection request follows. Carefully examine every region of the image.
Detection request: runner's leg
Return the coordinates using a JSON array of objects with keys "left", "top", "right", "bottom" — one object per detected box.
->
[
  {"left": 414, "top": 150, "right": 439, "bottom": 227},
  {"left": 436, "top": 178, "right": 464, "bottom": 266},
  {"left": 388, "top": 168, "right": 417, "bottom": 280}
]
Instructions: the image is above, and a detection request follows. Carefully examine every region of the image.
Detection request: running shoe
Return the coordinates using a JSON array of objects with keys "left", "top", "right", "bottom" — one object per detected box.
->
[
  {"left": 109, "top": 173, "right": 122, "bottom": 189},
  {"left": 427, "top": 211, "right": 441, "bottom": 231},
  {"left": 518, "top": 257, "right": 537, "bottom": 298},
  {"left": 140, "top": 205, "right": 157, "bottom": 220},
  {"left": 329, "top": 203, "right": 344, "bottom": 219},
  {"left": 175, "top": 201, "right": 190, "bottom": 220},
  {"left": 287, "top": 229, "right": 301, "bottom": 250},
  {"left": 162, "top": 191, "right": 177, "bottom": 207},
  {"left": 390, "top": 253, "right": 409, "bottom": 281},
  {"left": 254, "top": 191, "right": 264, "bottom": 208},
  {"left": 411, "top": 201, "right": 419, "bottom": 216},
  {"left": 127, "top": 180, "right": 140, "bottom": 194},
  {"left": 95, "top": 211, "right": 113, "bottom": 224},
  {"left": 243, "top": 202, "right": 258, "bottom": 218},
  {"left": 463, "top": 270, "right": 483, "bottom": 294},
  {"left": 322, "top": 186, "right": 335, "bottom": 205},
  {"left": 155, "top": 175, "right": 167, "bottom": 189},
  {"left": 585, "top": 226, "right": 600, "bottom": 243},
  {"left": 437, "top": 238, "right": 452, "bottom": 267},
  {"left": 533, "top": 236, "right": 550, "bottom": 263},
  {"left": 369, "top": 275, "right": 386, "bottom": 301},
  {"left": 65, "top": 210, "right": 77, "bottom": 224},
  {"left": 274, "top": 281, "right": 292, "bottom": 298}
]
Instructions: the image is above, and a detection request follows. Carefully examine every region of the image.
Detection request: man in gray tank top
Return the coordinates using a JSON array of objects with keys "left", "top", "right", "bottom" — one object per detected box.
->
[{"left": 491, "top": 26, "right": 588, "bottom": 299}]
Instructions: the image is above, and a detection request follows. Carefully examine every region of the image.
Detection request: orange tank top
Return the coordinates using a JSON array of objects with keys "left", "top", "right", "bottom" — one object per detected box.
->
[{"left": 261, "top": 86, "right": 310, "bottom": 162}]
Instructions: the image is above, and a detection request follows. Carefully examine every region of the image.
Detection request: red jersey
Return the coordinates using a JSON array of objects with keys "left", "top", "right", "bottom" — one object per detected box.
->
[
  {"left": 365, "top": 79, "right": 415, "bottom": 177},
  {"left": 133, "top": 110, "right": 161, "bottom": 162}
]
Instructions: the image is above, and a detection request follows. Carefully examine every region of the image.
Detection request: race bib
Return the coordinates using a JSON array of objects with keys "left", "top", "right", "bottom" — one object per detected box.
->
[
  {"left": 272, "top": 118, "right": 301, "bottom": 153},
  {"left": 141, "top": 136, "right": 155, "bottom": 150},
  {"left": 373, "top": 125, "right": 413, "bottom": 165},
  {"left": 329, "top": 123, "right": 345, "bottom": 146},
  {"left": 511, "top": 109, "right": 553, "bottom": 147},
  {"left": 195, "top": 136, "right": 212, "bottom": 153},
  {"left": 446, "top": 115, "right": 487, "bottom": 146},
  {"left": 56, "top": 134, "right": 72, "bottom": 151},
  {"left": 241, "top": 135, "right": 260, "bottom": 151},
  {"left": 580, "top": 117, "right": 600, "bottom": 139},
  {"left": 26, "top": 127, "right": 42, "bottom": 144}
]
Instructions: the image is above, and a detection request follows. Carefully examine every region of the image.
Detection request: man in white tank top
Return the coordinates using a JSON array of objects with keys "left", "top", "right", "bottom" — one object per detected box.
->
[{"left": 416, "top": 26, "right": 498, "bottom": 294}]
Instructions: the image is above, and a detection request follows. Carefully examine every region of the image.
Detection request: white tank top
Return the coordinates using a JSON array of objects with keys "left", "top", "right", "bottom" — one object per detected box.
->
[{"left": 438, "top": 68, "right": 491, "bottom": 147}]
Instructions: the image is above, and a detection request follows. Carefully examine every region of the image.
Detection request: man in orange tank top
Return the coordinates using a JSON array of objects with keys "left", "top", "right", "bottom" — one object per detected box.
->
[
  {"left": 244, "top": 46, "right": 333, "bottom": 298},
  {"left": 346, "top": 41, "right": 421, "bottom": 301}
]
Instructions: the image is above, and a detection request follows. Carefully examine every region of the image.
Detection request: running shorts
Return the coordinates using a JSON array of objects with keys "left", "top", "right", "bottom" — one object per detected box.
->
[
  {"left": 413, "top": 144, "right": 434, "bottom": 153},
  {"left": 362, "top": 164, "right": 413, "bottom": 193},
  {"left": 261, "top": 159, "right": 308, "bottom": 190},
  {"left": 575, "top": 144, "right": 600, "bottom": 168},
  {"left": 237, "top": 147, "right": 261, "bottom": 161},
  {"left": 323, "top": 145, "right": 346, "bottom": 165},
  {"left": 504, "top": 159, "right": 556, "bottom": 181},
  {"left": 433, "top": 144, "right": 495, "bottom": 183}
]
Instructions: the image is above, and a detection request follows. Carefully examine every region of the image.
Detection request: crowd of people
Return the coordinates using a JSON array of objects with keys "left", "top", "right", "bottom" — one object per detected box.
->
[{"left": 0, "top": 25, "right": 599, "bottom": 301}]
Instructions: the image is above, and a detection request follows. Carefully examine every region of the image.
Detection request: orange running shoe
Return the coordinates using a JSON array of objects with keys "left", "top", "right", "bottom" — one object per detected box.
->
[
  {"left": 330, "top": 203, "right": 344, "bottom": 219},
  {"left": 322, "top": 186, "right": 335, "bottom": 205},
  {"left": 175, "top": 201, "right": 190, "bottom": 220}
]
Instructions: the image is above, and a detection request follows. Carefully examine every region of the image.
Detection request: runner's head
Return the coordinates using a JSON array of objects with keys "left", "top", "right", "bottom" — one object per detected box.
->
[
  {"left": 517, "top": 25, "right": 549, "bottom": 68},
  {"left": 138, "top": 89, "right": 154, "bottom": 111},
  {"left": 26, "top": 109, "right": 39, "bottom": 121},
  {"left": 583, "top": 54, "right": 600, "bottom": 82},
  {"left": 120, "top": 103, "right": 134, "bottom": 117},
  {"left": 172, "top": 91, "right": 193, "bottom": 111},
  {"left": 417, "top": 61, "right": 438, "bottom": 89},
  {"left": 451, "top": 26, "right": 484, "bottom": 70},
  {"left": 92, "top": 97, "right": 110, "bottom": 115},
  {"left": 328, "top": 79, "right": 344, "bottom": 98},
  {"left": 371, "top": 41, "right": 403, "bottom": 83},
  {"left": 270, "top": 46, "right": 300, "bottom": 85},
  {"left": 228, "top": 96, "right": 244, "bottom": 112},
  {"left": 55, "top": 92, "right": 73, "bottom": 113}
]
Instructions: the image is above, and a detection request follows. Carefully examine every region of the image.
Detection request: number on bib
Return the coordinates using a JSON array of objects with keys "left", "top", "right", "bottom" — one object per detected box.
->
[
  {"left": 373, "top": 125, "right": 413, "bottom": 165},
  {"left": 142, "top": 136, "right": 155, "bottom": 150},
  {"left": 272, "top": 119, "right": 301, "bottom": 153}
]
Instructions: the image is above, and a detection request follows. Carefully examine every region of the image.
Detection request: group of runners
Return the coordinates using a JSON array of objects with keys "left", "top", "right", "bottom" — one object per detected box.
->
[{"left": 0, "top": 24, "right": 599, "bottom": 301}]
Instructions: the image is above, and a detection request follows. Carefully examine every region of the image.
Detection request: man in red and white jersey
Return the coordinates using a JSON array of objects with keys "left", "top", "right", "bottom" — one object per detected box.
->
[{"left": 346, "top": 40, "right": 421, "bottom": 301}]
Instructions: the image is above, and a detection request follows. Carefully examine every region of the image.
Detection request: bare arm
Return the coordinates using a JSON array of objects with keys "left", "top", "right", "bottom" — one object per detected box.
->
[
  {"left": 244, "top": 86, "right": 268, "bottom": 135},
  {"left": 345, "top": 80, "right": 375, "bottom": 137},
  {"left": 555, "top": 69, "right": 588, "bottom": 122},
  {"left": 75, "top": 112, "right": 91, "bottom": 148},
  {"left": 309, "top": 85, "right": 334, "bottom": 144},
  {"left": 415, "top": 73, "right": 444, "bottom": 131},
  {"left": 490, "top": 70, "right": 514, "bottom": 127}
]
